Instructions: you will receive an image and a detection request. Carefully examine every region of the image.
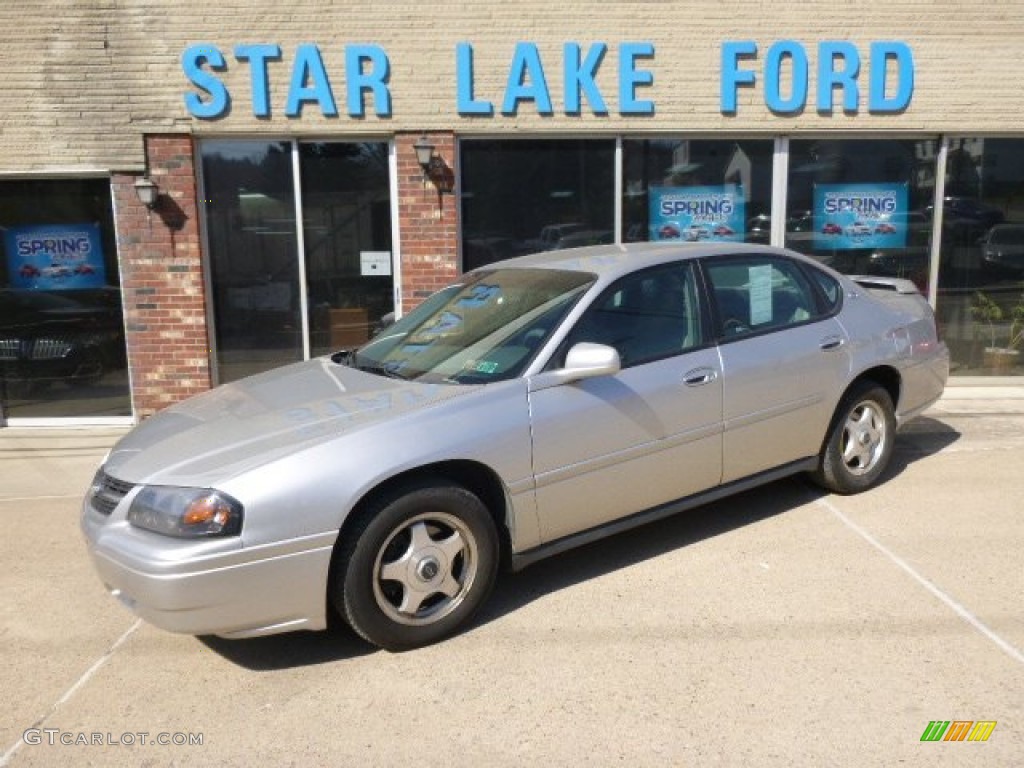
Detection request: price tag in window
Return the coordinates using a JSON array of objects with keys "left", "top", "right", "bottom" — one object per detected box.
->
[{"left": 749, "top": 265, "right": 773, "bottom": 325}]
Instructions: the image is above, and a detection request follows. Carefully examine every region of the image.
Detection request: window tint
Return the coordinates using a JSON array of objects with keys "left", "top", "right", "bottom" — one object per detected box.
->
[
  {"left": 622, "top": 139, "right": 774, "bottom": 245},
  {"left": 806, "top": 265, "right": 842, "bottom": 311},
  {"left": 562, "top": 262, "right": 702, "bottom": 367},
  {"left": 0, "top": 178, "right": 128, "bottom": 418},
  {"left": 460, "top": 139, "right": 615, "bottom": 271},
  {"left": 705, "top": 257, "right": 820, "bottom": 339},
  {"left": 784, "top": 138, "right": 934, "bottom": 293}
]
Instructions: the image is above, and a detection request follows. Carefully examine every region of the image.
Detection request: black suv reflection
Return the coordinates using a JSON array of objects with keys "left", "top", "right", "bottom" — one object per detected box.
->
[{"left": 0, "top": 289, "right": 126, "bottom": 394}]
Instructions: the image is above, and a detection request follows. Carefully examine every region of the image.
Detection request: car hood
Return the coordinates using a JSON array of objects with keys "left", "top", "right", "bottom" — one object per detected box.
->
[{"left": 104, "top": 358, "right": 476, "bottom": 486}]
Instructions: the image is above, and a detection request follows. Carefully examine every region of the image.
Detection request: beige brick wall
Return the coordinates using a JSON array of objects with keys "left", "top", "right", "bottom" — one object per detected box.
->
[{"left": 1, "top": 1, "right": 1022, "bottom": 173}]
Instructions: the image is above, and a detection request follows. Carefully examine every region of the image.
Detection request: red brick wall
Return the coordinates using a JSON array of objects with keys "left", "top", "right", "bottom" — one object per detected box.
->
[
  {"left": 396, "top": 132, "right": 460, "bottom": 315},
  {"left": 113, "top": 135, "right": 211, "bottom": 419}
]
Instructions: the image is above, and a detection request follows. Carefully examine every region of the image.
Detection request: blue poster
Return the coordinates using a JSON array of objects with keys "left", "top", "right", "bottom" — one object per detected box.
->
[
  {"left": 813, "top": 183, "right": 908, "bottom": 250},
  {"left": 5, "top": 223, "right": 107, "bottom": 290},
  {"left": 649, "top": 185, "right": 745, "bottom": 243}
]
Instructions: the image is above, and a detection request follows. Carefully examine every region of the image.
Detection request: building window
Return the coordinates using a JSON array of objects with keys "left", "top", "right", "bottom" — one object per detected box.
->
[
  {"left": 936, "top": 138, "right": 1024, "bottom": 375},
  {"left": 200, "top": 140, "right": 395, "bottom": 384},
  {"left": 300, "top": 142, "right": 394, "bottom": 358},
  {"left": 460, "top": 139, "right": 615, "bottom": 271},
  {"left": 784, "top": 139, "right": 937, "bottom": 290},
  {"left": 201, "top": 141, "right": 303, "bottom": 384},
  {"left": 623, "top": 139, "right": 774, "bottom": 245},
  {"left": 0, "top": 179, "right": 128, "bottom": 419}
]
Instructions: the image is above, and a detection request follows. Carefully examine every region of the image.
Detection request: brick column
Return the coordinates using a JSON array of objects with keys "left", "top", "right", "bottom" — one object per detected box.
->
[
  {"left": 113, "top": 134, "right": 212, "bottom": 420},
  {"left": 396, "top": 132, "right": 460, "bottom": 315}
]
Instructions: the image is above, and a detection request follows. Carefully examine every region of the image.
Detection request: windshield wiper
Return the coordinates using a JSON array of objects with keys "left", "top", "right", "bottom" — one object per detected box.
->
[
  {"left": 333, "top": 347, "right": 408, "bottom": 379},
  {"left": 353, "top": 361, "right": 408, "bottom": 380}
]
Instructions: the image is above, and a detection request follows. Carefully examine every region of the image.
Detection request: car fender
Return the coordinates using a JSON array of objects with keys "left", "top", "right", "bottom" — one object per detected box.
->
[{"left": 218, "top": 378, "right": 537, "bottom": 552}]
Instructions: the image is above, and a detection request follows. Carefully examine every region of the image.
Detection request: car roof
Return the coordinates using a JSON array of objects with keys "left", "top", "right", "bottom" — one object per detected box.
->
[{"left": 480, "top": 242, "right": 804, "bottom": 281}]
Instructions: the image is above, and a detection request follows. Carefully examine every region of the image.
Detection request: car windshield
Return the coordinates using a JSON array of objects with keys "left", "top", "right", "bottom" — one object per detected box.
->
[{"left": 347, "top": 268, "right": 595, "bottom": 384}]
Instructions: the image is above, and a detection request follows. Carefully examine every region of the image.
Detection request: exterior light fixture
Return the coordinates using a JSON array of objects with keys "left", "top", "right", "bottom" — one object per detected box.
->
[
  {"left": 413, "top": 135, "right": 437, "bottom": 177},
  {"left": 134, "top": 176, "right": 159, "bottom": 209},
  {"left": 412, "top": 135, "right": 454, "bottom": 194}
]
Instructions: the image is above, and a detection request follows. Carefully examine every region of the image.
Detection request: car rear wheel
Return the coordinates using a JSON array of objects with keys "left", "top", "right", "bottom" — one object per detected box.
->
[
  {"left": 814, "top": 382, "right": 896, "bottom": 494},
  {"left": 332, "top": 482, "right": 499, "bottom": 651}
]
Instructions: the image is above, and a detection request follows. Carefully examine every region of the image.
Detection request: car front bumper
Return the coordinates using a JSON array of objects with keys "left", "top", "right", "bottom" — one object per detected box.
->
[{"left": 81, "top": 501, "right": 337, "bottom": 639}]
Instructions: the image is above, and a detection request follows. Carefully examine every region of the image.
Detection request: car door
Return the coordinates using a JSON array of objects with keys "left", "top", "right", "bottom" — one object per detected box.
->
[
  {"left": 527, "top": 261, "right": 723, "bottom": 543},
  {"left": 703, "top": 254, "right": 851, "bottom": 484}
]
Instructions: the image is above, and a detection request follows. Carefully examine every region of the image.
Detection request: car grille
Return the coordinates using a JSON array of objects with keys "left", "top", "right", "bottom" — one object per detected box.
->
[
  {"left": 30, "top": 338, "right": 74, "bottom": 360},
  {"left": 91, "top": 471, "right": 136, "bottom": 516},
  {"left": 0, "top": 338, "right": 74, "bottom": 361}
]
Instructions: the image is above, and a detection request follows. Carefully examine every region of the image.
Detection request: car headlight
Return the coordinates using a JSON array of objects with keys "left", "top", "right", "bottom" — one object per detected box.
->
[{"left": 127, "top": 486, "right": 243, "bottom": 538}]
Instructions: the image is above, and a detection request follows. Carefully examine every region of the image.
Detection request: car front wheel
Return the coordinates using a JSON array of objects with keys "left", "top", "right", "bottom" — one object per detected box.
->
[
  {"left": 332, "top": 482, "right": 499, "bottom": 651},
  {"left": 814, "top": 382, "right": 896, "bottom": 494}
]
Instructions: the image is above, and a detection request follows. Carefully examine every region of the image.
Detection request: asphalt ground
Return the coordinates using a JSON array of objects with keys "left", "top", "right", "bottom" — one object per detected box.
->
[{"left": 1, "top": 387, "right": 1022, "bottom": 766}]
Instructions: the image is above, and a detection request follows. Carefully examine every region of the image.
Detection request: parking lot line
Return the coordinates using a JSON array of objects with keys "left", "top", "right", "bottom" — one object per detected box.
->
[
  {"left": 0, "top": 620, "right": 141, "bottom": 768},
  {"left": 816, "top": 495, "right": 1024, "bottom": 666}
]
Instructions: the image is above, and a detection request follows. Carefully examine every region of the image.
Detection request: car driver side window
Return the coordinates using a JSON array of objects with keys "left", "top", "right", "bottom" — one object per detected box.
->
[
  {"left": 705, "top": 256, "right": 819, "bottom": 339},
  {"left": 562, "top": 262, "right": 703, "bottom": 367}
]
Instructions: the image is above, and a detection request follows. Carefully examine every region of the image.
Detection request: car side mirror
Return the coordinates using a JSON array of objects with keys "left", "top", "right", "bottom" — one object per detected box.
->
[{"left": 556, "top": 342, "right": 621, "bottom": 383}]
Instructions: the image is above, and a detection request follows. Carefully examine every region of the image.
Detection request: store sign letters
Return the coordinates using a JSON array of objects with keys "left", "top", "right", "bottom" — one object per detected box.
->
[
  {"left": 722, "top": 41, "right": 914, "bottom": 114},
  {"left": 182, "top": 39, "right": 914, "bottom": 120},
  {"left": 181, "top": 42, "right": 654, "bottom": 119}
]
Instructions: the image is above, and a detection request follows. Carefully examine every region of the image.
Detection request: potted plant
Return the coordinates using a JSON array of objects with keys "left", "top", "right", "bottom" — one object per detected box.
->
[{"left": 971, "top": 289, "right": 1024, "bottom": 371}]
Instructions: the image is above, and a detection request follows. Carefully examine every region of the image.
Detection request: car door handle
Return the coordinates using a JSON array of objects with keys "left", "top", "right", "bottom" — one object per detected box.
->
[
  {"left": 819, "top": 335, "right": 845, "bottom": 351},
  {"left": 683, "top": 367, "right": 718, "bottom": 386}
]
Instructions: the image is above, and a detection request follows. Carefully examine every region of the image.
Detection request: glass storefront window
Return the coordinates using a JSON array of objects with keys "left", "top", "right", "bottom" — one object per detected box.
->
[
  {"left": 0, "top": 179, "right": 129, "bottom": 418},
  {"left": 623, "top": 139, "right": 774, "bottom": 245},
  {"left": 201, "top": 141, "right": 303, "bottom": 383},
  {"left": 936, "top": 138, "right": 1024, "bottom": 375},
  {"left": 460, "top": 139, "right": 614, "bottom": 270},
  {"left": 200, "top": 140, "right": 395, "bottom": 383},
  {"left": 299, "top": 142, "right": 393, "bottom": 358},
  {"left": 785, "top": 139, "right": 937, "bottom": 291}
]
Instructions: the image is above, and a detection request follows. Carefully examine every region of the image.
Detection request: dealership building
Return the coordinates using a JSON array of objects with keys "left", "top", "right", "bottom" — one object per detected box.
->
[{"left": 2, "top": 1, "right": 1023, "bottom": 424}]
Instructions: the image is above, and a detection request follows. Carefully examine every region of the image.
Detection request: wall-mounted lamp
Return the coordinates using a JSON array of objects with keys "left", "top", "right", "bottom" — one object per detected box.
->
[
  {"left": 412, "top": 135, "right": 454, "bottom": 193},
  {"left": 413, "top": 136, "right": 439, "bottom": 176},
  {"left": 134, "top": 176, "right": 159, "bottom": 209}
]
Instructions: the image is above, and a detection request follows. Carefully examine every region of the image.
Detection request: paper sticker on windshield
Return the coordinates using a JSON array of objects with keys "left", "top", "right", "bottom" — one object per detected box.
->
[
  {"left": 456, "top": 284, "right": 501, "bottom": 308},
  {"left": 749, "top": 265, "right": 773, "bottom": 325},
  {"left": 464, "top": 359, "right": 500, "bottom": 375}
]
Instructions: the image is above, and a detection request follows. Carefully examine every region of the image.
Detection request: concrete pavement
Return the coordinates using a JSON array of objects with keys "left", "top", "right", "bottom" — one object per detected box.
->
[{"left": 1, "top": 388, "right": 1022, "bottom": 766}]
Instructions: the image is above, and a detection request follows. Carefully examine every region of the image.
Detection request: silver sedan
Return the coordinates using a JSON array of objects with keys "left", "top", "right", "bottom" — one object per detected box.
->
[{"left": 82, "top": 243, "right": 949, "bottom": 650}]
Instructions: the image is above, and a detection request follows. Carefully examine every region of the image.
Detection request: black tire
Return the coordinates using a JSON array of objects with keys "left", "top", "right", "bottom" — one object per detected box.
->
[
  {"left": 813, "top": 382, "right": 896, "bottom": 494},
  {"left": 331, "top": 482, "right": 499, "bottom": 651}
]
